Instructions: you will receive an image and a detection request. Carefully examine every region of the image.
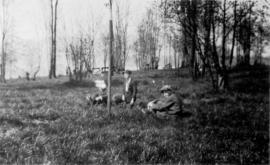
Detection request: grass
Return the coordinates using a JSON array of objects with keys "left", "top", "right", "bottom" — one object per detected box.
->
[{"left": 0, "top": 68, "right": 268, "bottom": 164}]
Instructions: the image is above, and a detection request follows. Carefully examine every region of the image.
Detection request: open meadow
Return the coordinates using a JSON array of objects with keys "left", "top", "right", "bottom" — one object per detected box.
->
[{"left": 0, "top": 68, "right": 269, "bottom": 164}]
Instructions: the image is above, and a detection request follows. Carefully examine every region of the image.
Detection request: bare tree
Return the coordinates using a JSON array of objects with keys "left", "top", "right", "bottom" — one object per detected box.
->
[
  {"left": 60, "top": 1, "right": 100, "bottom": 81},
  {"left": 0, "top": 0, "right": 12, "bottom": 83},
  {"left": 65, "top": 35, "right": 95, "bottom": 81}
]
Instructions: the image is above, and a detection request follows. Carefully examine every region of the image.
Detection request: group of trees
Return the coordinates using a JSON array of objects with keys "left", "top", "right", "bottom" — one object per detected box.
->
[
  {"left": 65, "top": 35, "right": 95, "bottom": 81},
  {"left": 0, "top": 0, "right": 59, "bottom": 82},
  {"left": 156, "top": 0, "right": 270, "bottom": 90},
  {"left": 0, "top": 0, "right": 269, "bottom": 87},
  {"left": 134, "top": 8, "right": 161, "bottom": 70}
]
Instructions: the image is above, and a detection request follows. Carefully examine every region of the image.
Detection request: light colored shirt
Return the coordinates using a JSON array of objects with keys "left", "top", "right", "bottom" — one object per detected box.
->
[
  {"left": 95, "top": 80, "right": 107, "bottom": 91},
  {"left": 125, "top": 78, "right": 131, "bottom": 92}
]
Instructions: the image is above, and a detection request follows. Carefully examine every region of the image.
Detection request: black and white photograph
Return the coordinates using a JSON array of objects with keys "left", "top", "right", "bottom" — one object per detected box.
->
[{"left": 0, "top": 0, "right": 269, "bottom": 164}]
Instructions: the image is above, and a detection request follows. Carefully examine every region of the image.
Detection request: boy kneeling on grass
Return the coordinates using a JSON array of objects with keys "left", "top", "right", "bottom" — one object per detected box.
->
[{"left": 139, "top": 85, "right": 183, "bottom": 119}]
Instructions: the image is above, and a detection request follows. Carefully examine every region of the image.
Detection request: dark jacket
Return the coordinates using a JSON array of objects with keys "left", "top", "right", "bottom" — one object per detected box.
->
[
  {"left": 152, "top": 93, "right": 182, "bottom": 115},
  {"left": 123, "top": 78, "right": 137, "bottom": 104}
]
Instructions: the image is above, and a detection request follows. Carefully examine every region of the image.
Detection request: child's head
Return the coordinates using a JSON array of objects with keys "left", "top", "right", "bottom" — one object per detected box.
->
[
  {"left": 160, "top": 85, "right": 173, "bottom": 97},
  {"left": 124, "top": 70, "right": 132, "bottom": 79}
]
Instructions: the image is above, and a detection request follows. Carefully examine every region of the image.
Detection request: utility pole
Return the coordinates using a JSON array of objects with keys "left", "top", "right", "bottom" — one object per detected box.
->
[{"left": 107, "top": 0, "right": 113, "bottom": 115}]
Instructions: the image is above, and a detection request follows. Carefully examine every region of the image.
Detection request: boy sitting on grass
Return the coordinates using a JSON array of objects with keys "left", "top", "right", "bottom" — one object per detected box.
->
[
  {"left": 87, "top": 70, "right": 137, "bottom": 108},
  {"left": 122, "top": 70, "right": 137, "bottom": 107},
  {"left": 140, "top": 85, "right": 183, "bottom": 119},
  {"left": 86, "top": 72, "right": 108, "bottom": 106},
  {"left": 112, "top": 70, "right": 137, "bottom": 108}
]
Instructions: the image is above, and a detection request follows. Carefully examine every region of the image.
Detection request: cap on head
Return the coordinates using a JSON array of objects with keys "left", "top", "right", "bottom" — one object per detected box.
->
[{"left": 160, "top": 85, "right": 172, "bottom": 93}]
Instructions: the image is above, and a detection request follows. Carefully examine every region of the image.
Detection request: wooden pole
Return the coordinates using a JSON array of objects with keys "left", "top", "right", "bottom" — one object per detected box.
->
[{"left": 107, "top": 0, "right": 113, "bottom": 114}]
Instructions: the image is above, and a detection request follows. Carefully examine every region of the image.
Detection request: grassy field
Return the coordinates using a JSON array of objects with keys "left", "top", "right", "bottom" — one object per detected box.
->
[{"left": 0, "top": 68, "right": 268, "bottom": 164}]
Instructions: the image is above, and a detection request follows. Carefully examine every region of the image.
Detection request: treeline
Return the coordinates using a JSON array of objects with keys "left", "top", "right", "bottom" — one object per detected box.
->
[
  {"left": 134, "top": 0, "right": 270, "bottom": 90},
  {"left": 0, "top": 0, "right": 269, "bottom": 87}
]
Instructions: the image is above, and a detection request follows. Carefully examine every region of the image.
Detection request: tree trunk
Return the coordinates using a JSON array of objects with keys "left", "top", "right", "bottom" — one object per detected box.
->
[
  {"left": 221, "top": 0, "right": 227, "bottom": 71},
  {"left": 221, "top": 0, "right": 229, "bottom": 89},
  {"left": 49, "top": 0, "right": 53, "bottom": 79},
  {"left": 1, "top": 39, "right": 6, "bottom": 83},
  {"left": 211, "top": 8, "right": 222, "bottom": 90},
  {"left": 49, "top": 0, "right": 58, "bottom": 79},
  {"left": 174, "top": 48, "right": 177, "bottom": 69},
  {"left": 243, "top": 45, "right": 251, "bottom": 65},
  {"left": 190, "top": 0, "right": 198, "bottom": 80},
  {"left": 191, "top": 26, "right": 197, "bottom": 80},
  {"left": 229, "top": 0, "right": 237, "bottom": 68},
  {"left": 53, "top": 0, "right": 58, "bottom": 78},
  {"left": 1, "top": 0, "right": 6, "bottom": 83},
  {"left": 243, "top": 1, "right": 253, "bottom": 66}
]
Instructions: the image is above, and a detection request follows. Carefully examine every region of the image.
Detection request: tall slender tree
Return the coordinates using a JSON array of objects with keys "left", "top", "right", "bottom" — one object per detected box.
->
[
  {"left": 49, "top": 0, "right": 59, "bottom": 79},
  {"left": 0, "top": 0, "right": 13, "bottom": 83}
]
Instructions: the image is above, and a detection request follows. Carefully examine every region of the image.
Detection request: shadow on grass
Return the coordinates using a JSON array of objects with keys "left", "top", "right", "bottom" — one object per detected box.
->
[
  {"left": 231, "top": 78, "right": 268, "bottom": 94},
  {"left": 230, "top": 64, "right": 269, "bottom": 94}
]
